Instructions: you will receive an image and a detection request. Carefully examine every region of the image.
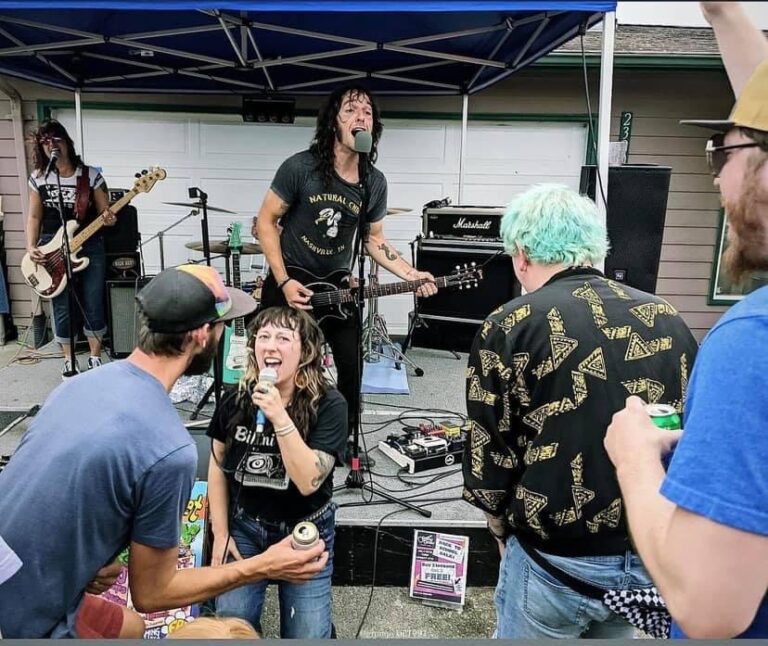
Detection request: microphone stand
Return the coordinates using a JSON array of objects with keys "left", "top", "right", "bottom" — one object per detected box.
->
[
  {"left": 337, "top": 133, "right": 431, "bottom": 518},
  {"left": 51, "top": 161, "right": 78, "bottom": 377}
]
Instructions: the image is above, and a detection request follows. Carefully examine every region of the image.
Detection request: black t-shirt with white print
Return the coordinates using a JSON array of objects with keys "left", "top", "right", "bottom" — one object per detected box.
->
[
  {"left": 28, "top": 165, "right": 105, "bottom": 237},
  {"left": 207, "top": 387, "right": 348, "bottom": 522},
  {"left": 270, "top": 150, "right": 387, "bottom": 276}
]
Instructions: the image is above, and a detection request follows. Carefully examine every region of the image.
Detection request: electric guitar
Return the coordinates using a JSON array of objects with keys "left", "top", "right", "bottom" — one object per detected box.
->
[
  {"left": 268, "top": 264, "right": 484, "bottom": 324},
  {"left": 222, "top": 223, "right": 249, "bottom": 385},
  {"left": 21, "top": 167, "right": 167, "bottom": 298}
]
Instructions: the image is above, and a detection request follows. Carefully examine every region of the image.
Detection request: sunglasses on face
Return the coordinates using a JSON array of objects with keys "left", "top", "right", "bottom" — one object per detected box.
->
[
  {"left": 38, "top": 136, "right": 63, "bottom": 146},
  {"left": 705, "top": 133, "right": 759, "bottom": 177}
]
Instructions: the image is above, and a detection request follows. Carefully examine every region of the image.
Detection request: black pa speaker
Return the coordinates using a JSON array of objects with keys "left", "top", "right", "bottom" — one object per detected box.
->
[
  {"left": 412, "top": 240, "right": 519, "bottom": 352},
  {"left": 580, "top": 164, "right": 671, "bottom": 294},
  {"left": 242, "top": 95, "right": 296, "bottom": 124},
  {"left": 107, "top": 278, "right": 150, "bottom": 358}
]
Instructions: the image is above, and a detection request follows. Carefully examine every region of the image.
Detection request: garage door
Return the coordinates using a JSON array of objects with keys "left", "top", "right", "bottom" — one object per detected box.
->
[{"left": 56, "top": 108, "right": 586, "bottom": 334}]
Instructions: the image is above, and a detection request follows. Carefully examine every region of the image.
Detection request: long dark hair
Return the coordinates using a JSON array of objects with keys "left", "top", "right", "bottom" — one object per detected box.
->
[
  {"left": 309, "top": 84, "right": 383, "bottom": 189},
  {"left": 237, "top": 306, "right": 328, "bottom": 440},
  {"left": 29, "top": 119, "right": 82, "bottom": 173}
]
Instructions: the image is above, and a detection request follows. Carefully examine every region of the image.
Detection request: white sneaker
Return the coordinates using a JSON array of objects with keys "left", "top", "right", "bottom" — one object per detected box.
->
[
  {"left": 87, "top": 356, "right": 103, "bottom": 370},
  {"left": 62, "top": 360, "right": 80, "bottom": 380}
]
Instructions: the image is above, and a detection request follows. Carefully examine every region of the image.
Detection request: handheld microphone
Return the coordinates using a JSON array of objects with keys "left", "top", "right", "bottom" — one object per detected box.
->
[
  {"left": 44, "top": 149, "right": 60, "bottom": 179},
  {"left": 353, "top": 129, "right": 372, "bottom": 154},
  {"left": 253, "top": 367, "right": 278, "bottom": 435}
]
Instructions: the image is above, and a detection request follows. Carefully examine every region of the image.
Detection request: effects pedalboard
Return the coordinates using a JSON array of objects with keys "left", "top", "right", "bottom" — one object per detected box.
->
[{"left": 378, "top": 423, "right": 468, "bottom": 474}]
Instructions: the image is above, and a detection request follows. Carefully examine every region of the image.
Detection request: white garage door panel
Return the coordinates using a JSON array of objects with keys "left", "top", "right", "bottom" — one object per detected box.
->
[
  {"left": 201, "top": 119, "right": 315, "bottom": 160},
  {"left": 57, "top": 109, "right": 585, "bottom": 334}
]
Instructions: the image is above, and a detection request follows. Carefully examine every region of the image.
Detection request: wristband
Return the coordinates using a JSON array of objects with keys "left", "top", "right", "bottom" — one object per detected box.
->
[
  {"left": 277, "top": 277, "right": 292, "bottom": 290},
  {"left": 275, "top": 423, "right": 297, "bottom": 437}
]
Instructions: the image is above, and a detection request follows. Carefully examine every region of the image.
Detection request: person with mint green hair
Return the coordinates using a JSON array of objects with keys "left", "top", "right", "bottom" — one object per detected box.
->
[{"left": 462, "top": 183, "right": 698, "bottom": 638}]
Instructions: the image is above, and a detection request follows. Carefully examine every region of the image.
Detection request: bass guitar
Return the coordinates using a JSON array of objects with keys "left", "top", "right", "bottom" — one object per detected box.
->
[
  {"left": 269, "top": 264, "right": 483, "bottom": 324},
  {"left": 21, "top": 167, "right": 166, "bottom": 298},
  {"left": 221, "top": 222, "right": 250, "bottom": 385}
]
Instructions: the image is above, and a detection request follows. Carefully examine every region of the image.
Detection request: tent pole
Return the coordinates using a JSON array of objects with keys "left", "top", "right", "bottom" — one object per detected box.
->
[
  {"left": 458, "top": 93, "right": 468, "bottom": 204},
  {"left": 74, "top": 88, "right": 84, "bottom": 158},
  {"left": 596, "top": 10, "right": 615, "bottom": 271}
]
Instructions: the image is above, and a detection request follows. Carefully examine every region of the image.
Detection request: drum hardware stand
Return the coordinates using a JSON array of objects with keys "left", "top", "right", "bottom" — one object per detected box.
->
[
  {"left": 361, "top": 260, "right": 424, "bottom": 376},
  {"left": 140, "top": 208, "right": 198, "bottom": 272}
]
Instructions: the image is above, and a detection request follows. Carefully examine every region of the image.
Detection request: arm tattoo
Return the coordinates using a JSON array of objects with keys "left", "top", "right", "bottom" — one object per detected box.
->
[
  {"left": 310, "top": 450, "right": 335, "bottom": 489},
  {"left": 378, "top": 243, "right": 398, "bottom": 262}
]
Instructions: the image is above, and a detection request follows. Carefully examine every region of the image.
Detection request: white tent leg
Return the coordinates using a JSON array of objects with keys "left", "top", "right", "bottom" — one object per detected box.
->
[
  {"left": 75, "top": 88, "right": 84, "bottom": 158},
  {"left": 458, "top": 93, "right": 468, "bottom": 204},
  {"left": 596, "top": 10, "right": 615, "bottom": 271}
]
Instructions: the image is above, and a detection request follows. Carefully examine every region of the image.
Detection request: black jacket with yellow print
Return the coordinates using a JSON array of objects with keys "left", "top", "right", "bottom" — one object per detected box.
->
[{"left": 462, "top": 267, "right": 699, "bottom": 556}]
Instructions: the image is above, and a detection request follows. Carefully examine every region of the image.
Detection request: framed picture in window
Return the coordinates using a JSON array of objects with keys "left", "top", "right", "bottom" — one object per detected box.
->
[{"left": 709, "top": 208, "right": 768, "bottom": 305}]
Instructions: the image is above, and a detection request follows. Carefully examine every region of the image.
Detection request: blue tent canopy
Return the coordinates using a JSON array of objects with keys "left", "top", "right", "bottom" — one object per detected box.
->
[{"left": 0, "top": 0, "right": 615, "bottom": 95}]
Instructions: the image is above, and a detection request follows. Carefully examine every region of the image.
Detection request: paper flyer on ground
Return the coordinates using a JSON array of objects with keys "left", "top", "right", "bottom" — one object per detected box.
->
[
  {"left": 409, "top": 529, "right": 469, "bottom": 608},
  {"left": 100, "top": 480, "right": 209, "bottom": 638}
]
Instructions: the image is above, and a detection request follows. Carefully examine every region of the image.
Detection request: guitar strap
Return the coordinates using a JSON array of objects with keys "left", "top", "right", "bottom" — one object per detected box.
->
[{"left": 74, "top": 165, "right": 90, "bottom": 222}]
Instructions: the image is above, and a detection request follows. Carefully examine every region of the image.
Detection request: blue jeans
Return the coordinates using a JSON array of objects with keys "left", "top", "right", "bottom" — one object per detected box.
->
[
  {"left": 41, "top": 235, "right": 107, "bottom": 345},
  {"left": 215, "top": 502, "right": 336, "bottom": 638},
  {"left": 495, "top": 535, "right": 653, "bottom": 638}
]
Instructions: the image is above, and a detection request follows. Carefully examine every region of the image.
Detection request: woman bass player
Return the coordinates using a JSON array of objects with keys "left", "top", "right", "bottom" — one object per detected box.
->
[
  {"left": 206, "top": 306, "right": 347, "bottom": 638},
  {"left": 25, "top": 120, "right": 116, "bottom": 377}
]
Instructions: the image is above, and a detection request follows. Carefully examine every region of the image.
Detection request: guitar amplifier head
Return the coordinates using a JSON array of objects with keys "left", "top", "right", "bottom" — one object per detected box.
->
[{"left": 423, "top": 205, "right": 504, "bottom": 241}]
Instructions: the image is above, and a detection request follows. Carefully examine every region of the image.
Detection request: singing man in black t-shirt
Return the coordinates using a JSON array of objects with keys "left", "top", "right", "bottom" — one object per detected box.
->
[{"left": 255, "top": 84, "right": 438, "bottom": 462}]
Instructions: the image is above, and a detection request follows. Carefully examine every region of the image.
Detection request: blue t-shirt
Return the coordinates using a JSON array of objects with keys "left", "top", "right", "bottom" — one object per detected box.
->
[
  {"left": 661, "top": 286, "right": 768, "bottom": 639},
  {"left": 0, "top": 361, "right": 197, "bottom": 638}
]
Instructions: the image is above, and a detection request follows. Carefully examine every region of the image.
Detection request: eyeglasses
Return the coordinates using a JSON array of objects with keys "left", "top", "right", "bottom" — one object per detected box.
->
[
  {"left": 38, "top": 136, "right": 63, "bottom": 145},
  {"left": 705, "top": 133, "right": 759, "bottom": 177}
]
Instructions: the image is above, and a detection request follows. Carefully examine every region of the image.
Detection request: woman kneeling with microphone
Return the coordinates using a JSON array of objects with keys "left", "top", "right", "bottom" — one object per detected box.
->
[{"left": 207, "top": 306, "right": 347, "bottom": 638}]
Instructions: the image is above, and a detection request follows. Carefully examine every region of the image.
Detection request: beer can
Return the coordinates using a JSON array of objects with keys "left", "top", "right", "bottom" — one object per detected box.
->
[
  {"left": 291, "top": 521, "right": 319, "bottom": 550},
  {"left": 646, "top": 403, "right": 682, "bottom": 431}
]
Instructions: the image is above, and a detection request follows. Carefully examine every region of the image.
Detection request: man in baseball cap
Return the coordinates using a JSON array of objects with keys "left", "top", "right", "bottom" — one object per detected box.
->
[
  {"left": 605, "top": 2, "right": 768, "bottom": 639},
  {"left": 0, "top": 264, "right": 329, "bottom": 639}
]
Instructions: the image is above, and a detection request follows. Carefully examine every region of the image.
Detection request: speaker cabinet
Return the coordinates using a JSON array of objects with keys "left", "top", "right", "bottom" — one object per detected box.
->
[
  {"left": 107, "top": 278, "right": 150, "bottom": 358},
  {"left": 103, "top": 200, "right": 141, "bottom": 281},
  {"left": 580, "top": 164, "right": 672, "bottom": 294},
  {"left": 411, "top": 239, "right": 519, "bottom": 352}
]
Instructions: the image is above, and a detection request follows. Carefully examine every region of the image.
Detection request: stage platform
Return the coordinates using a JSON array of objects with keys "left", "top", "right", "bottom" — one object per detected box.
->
[{"left": 0, "top": 341, "right": 498, "bottom": 587}]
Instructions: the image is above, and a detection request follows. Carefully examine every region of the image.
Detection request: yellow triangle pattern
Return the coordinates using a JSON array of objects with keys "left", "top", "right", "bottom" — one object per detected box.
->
[
  {"left": 491, "top": 451, "right": 518, "bottom": 469},
  {"left": 469, "top": 421, "right": 491, "bottom": 479},
  {"left": 578, "top": 347, "right": 607, "bottom": 380},
  {"left": 602, "top": 325, "right": 632, "bottom": 340},
  {"left": 551, "top": 335, "right": 579, "bottom": 368},
  {"left": 604, "top": 279, "right": 632, "bottom": 300},
  {"left": 524, "top": 442, "right": 559, "bottom": 465},
  {"left": 498, "top": 304, "right": 531, "bottom": 334},
  {"left": 546, "top": 307, "right": 566, "bottom": 335},
  {"left": 478, "top": 349, "right": 500, "bottom": 377},
  {"left": 586, "top": 498, "right": 623, "bottom": 533},
  {"left": 473, "top": 488, "right": 507, "bottom": 511},
  {"left": 467, "top": 375, "right": 498, "bottom": 406}
]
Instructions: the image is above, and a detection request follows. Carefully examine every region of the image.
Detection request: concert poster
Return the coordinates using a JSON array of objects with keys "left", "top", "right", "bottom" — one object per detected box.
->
[
  {"left": 409, "top": 529, "right": 469, "bottom": 609},
  {"left": 100, "top": 480, "right": 209, "bottom": 638}
]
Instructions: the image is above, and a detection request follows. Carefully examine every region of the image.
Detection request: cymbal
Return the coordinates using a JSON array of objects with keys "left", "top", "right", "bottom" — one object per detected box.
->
[
  {"left": 164, "top": 201, "right": 236, "bottom": 214},
  {"left": 386, "top": 207, "right": 412, "bottom": 215},
  {"left": 185, "top": 240, "right": 262, "bottom": 255}
]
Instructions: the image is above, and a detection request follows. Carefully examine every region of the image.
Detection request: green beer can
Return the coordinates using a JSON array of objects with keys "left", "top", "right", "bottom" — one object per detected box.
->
[{"left": 646, "top": 403, "right": 681, "bottom": 431}]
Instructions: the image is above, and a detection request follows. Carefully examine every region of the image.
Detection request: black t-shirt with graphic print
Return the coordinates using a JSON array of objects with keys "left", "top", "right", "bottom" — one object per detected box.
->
[
  {"left": 270, "top": 150, "right": 387, "bottom": 276},
  {"left": 207, "top": 387, "right": 348, "bottom": 522},
  {"left": 28, "top": 165, "right": 105, "bottom": 237}
]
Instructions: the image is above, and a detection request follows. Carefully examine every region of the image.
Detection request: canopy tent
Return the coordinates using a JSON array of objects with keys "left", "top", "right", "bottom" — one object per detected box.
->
[{"left": 0, "top": 0, "right": 616, "bottom": 213}]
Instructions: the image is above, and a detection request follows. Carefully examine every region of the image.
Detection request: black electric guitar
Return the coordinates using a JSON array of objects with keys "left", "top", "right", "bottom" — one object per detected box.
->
[{"left": 266, "top": 264, "right": 483, "bottom": 324}]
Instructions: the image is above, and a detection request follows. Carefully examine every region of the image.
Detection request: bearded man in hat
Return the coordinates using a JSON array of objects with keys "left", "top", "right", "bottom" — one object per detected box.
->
[{"left": 605, "top": 2, "right": 768, "bottom": 639}]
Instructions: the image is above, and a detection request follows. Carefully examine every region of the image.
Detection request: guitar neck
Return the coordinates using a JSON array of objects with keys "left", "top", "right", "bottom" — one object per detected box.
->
[
  {"left": 231, "top": 251, "right": 245, "bottom": 336},
  {"left": 330, "top": 275, "right": 452, "bottom": 304},
  {"left": 71, "top": 189, "right": 135, "bottom": 252}
]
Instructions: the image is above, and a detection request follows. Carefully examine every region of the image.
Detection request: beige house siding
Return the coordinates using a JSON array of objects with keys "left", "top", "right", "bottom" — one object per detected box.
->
[{"left": 0, "top": 67, "right": 736, "bottom": 340}]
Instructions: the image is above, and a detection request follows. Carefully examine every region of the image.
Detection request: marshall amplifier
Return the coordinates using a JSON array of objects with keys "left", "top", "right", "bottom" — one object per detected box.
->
[{"left": 423, "top": 205, "right": 504, "bottom": 241}]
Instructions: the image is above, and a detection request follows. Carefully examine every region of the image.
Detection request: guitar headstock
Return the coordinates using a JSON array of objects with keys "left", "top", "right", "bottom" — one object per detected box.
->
[
  {"left": 446, "top": 262, "right": 483, "bottom": 290},
  {"left": 228, "top": 222, "right": 243, "bottom": 253},
  {"left": 132, "top": 167, "right": 167, "bottom": 194}
]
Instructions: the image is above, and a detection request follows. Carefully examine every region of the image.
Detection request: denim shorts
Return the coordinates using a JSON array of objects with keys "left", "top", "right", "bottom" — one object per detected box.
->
[{"left": 214, "top": 502, "right": 337, "bottom": 638}]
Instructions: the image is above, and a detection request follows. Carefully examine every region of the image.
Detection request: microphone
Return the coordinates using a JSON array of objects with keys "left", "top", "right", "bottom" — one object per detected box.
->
[
  {"left": 44, "top": 148, "right": 60, "bottom": 179},
  {"left": 353, "top": 129, "right": 372, "bottom": 154},
  {"left": 253, "top": 367, "right": 278, "bottom": 435}
]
